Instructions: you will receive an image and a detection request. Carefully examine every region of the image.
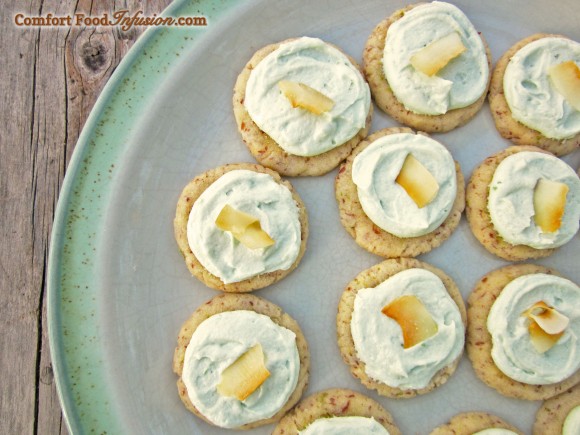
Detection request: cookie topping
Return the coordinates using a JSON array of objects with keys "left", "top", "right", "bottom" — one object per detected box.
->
[
  {"left": 215, "top": 204, "right": 275, "bottom": 249},
  {"left": 472, "top": 430, "right": 519, "bottom": 435},
  {"left": 352, "top": 132, "right": 456, "bottom": 238},
  {"left": 410, "top": 32, "right": 466, "bottom": 77},
  {"left": 383, "top": 1, "right": 488, "bottom": 115},
  {"left": 299, "top": 416, "right": 390, "bottom": 435},
  {"left": 187, "top": 170, "right": 301, "bottom": 284},
  {"left": 533, "top": 179, "right": 569, "bottom": 234},
  {"left": 487, "top": 151, "right": 580, "bottom": 249},
  {"left": 549, "top": 60, "right": 580, "bottom": 112},
  {"left": 504, "top": 37, "right": 580, "bottom": 139},
  {"left": 351, "top": 268, "right": 464, "bottom": 389},
  {"left": 182, "top": 310, "right": 299, "bottom": 428},
  {"left": 487, "top": 273, "right": 580, "bottom": 384},
  {"left": 245, "top": 37, "right": 370, "bottom": 157},
  {"left": 563, "top": 406, "right": 580, "bottom": 435},
  {"left": 523, "top": 301, "right": 569, "bottom": 353},
  {"left": 216, "top": 343, "right": 271, "bottom": 401},
  {"left": 278, "top": 80, "right": 334, "bottom": 115},
  {"left": 395, "top": 153, "right": 440, "bottom": 208},
  {"left": 382, "top": 295, "right": 439, "bottom": 349}
]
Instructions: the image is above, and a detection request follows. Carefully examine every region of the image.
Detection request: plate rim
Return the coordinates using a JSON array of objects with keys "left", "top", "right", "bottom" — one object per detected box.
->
[{"left": 46, "top": 0, "right": 233, "bottom": 433}]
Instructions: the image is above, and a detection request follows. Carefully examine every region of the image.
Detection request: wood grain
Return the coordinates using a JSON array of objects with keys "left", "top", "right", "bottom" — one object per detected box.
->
[{"left": 0, "top": 1, "right": 170, "bottom": 433}]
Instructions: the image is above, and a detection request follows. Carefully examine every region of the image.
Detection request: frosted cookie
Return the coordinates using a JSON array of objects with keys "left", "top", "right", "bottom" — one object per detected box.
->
[
  {"left": 466, "top": 146, "right": 580, "bottom": 261},
  {"left": 430, "top": 412, "right": 523, "bottom": 435},
  {"left": 233, "top": 37, "right": 372, "bottom": 177},
  {"left": 174, "top": 163, "right": 308, "bottom": 292},
  {"left": 489, "top": 33, "right": 580, "bottom": 156},
  {"left": 467, "top": 264, "right": 580, "bottom": 400},
  {"left": 272, "top": 388, "right": 401, "bottom": 435},
  {"left": 534, "top": 384, "right": 580, "bottom": 435},
  {"left": 363, "top": 1, "right": 491, "bottom": 132},
  {"left": 335, "top": 127, "right": 465, "bottom": 258},
  {"left": 337, "top": 258, "right": 466, "bottom": 398},
  {"left": 173, "top": 293, "right": 310, "bottom": 429}
]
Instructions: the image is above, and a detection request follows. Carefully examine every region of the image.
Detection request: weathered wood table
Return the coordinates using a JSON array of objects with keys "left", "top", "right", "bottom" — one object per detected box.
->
[
  {"left": 4, "top": 1, "right": 580, "bottom": 434},
  {"left": 1, "top": 1, "right": 171, "bottom": 432}
]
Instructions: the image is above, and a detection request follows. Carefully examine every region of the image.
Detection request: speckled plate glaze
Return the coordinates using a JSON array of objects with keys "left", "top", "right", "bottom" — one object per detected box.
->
[{"left": 48, "top": 0, "right": 580, "bottom": 434}]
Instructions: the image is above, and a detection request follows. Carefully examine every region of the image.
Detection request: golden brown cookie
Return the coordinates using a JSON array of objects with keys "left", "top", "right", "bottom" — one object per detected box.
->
[
  {"left": 467, "top": 264, "right": 580, "bottom": 400},
  {"left": 336, "top": 258, "right": 466, "bottom": 398},
  {"left": 174, "top": 163, "right": 308, "bottom": 292},
  {"left": 489, "top": 33, "right": 580, "bottom": 156},
  {"left": 272, "top": 388, "right": 401, "bottom": 435},
  {"left": 233, "top": 39, "right": 373, "bottom": 177},
  {"left": 465, "top": 146, "right": 556, "bottom": 261},
  {"left": 430, "top": 412, "right": 524, "bottom": 435},
  {"left": 173, "top": 293, "right": 310, "bottom": 429},
  {"left": 363, "top": 3, "right": 492, "bottom": 133},
  {"left": 335, "top": 127, "right": 465, "bottom": 258},
  {"left": 534, "top": 384, "right": 580, "bottom": 435}
]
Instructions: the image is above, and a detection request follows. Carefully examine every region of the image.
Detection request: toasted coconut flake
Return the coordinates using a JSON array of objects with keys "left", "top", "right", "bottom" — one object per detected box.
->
[
  {"left": 216, "top": 344, "right": 271, "bottom": 401},
  {"left": 524, "top": 301, "right": 570, "bottom": 335},
  {"left": 278, "top": 80, "right": 334, "bottom": 115},
  {"left": 382, "top": 295, "right": 438, "bottom": 349},
  {"left": 528, "top": 321, "right": 564, "bottom": 353},
  {"left": 215, "top": 204, "right": 274, "bottom": 249},
  {"left": 549, "top": 60, "right": 580, "bottom": 111},
  {"left": 395, "top": 154, "right": 440, "bottom": 208},
  {"left": 410, "top": 32, "right": 467, "bottom": 76},
  {"left": 533, "top": 178, "right": 569, "bottom": 233}
]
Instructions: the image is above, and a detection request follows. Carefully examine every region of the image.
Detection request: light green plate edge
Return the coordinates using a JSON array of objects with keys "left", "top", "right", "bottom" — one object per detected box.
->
[{"left": 47, "top": 1, "right": 232, "bottom": 433}]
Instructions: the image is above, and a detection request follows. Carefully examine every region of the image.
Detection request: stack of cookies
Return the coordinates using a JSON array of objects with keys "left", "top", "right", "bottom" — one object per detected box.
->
[{"left": 170, "top": 1, "right": 580, "bottom": 432}]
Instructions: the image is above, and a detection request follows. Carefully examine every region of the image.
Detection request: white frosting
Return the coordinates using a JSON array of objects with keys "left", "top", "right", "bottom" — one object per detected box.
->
[
  {"left": 473, "top": 430, "right": 518, "bottom": 435},
  {"left": 504, "top": 37, "right": 580, "bottom": 139},
  {"left": 383, "top": 1, "right": 489, "bottom": 115},
  {"left": 487, "top": 151, "right": 580, "bottom": 249},
  {"left": 182, "top": 310, "right": 300, "bottom": 428},
  {"left": 487, "top": 273, "right": 580, "bottom": 385},
  {"left": 563, "top": 406, "right": 580, "bottom": 435},
  {"left": 187, "top": 170, "right": 301, "bottom": 284},
  {"left": 352, "top": 133, "right": 457, "bottom": 237},
  {"left": 299, "top": 416, "right": 389, "bottom": 435},
  {"left": 244, "top": 37, "right": 371, "bottom": 157},
  {"left": 351, "top": 268, "right": 465, "bottom": 389}
]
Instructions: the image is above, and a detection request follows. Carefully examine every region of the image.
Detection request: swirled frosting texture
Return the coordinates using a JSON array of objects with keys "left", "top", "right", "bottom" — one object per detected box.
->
[
  {"left": 187, "top": 170, "right": 301, "bottom": 284},
  {"left": 245, "top": 37, "right": 371, "bottom": 157},
  {"left": 299, "top": 416, "right": 389, "bottom": 435},
  {"left": 473, "top": 430, "right": 518, "bottom": 435},
  {"left": 182, "top": 310, "right": 300, "bottom": 428},
  {"left": 564, "top": 406, "right": 580, "bottom": 435},
  {"left": 487, "top": 151, "right": 580, "bottom": 249},
  {"left": 352, "top": 133, "right": 457, "bottom": 237},
  {"left": 351, "top": 268, "right": 464, "bottom": 389},
  {"left": 383, "top": 1, "right": 488, "bottom": 115},
  {"left": 487, "top": 273, "right": 580, "bottom": 385},
  {"left": 504, "top": 37, "right": 580, "bottom": 139}
]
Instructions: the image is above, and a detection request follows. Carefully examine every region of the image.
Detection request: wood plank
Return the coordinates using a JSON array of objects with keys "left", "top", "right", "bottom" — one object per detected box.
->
[
  {"left": 0, "top": 0, "right": 45, "bottom": 432},
  {"left": 1, "top": 0, "right": 170, "bottom": 433}
]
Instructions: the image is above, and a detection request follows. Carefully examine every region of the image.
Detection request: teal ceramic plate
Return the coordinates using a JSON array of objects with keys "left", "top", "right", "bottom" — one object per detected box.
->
[{"left": 49, "top": 0, "right": 580, "bottom": 433}]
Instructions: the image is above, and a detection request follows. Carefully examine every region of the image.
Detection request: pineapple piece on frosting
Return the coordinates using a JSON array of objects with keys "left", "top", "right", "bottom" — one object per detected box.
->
[
  {"left": 410, "top": 32, "right": 467, "bottom": 77},
  {"left": 278, "top": 80, "right": 334, "bottom": 115},
  {"left": 396, "top": 154, "right": 440, "bottom": 208},
  {"left": 533, "top": 178, "right": 569, "bottom": 233},
  {"left": 523, "top": 301, "right": 569, "bottom": 353},
  {"left": 216, "top": 344, "right": 271, "bottom": 401},
  {"left": 215, "top": 204, "right": 275, "bottom": 249},
  {"left": 549, "top": 60, "right": 580, "bottom": 112},
  {"left": 382, "top": 295, "right": 439, "bottom": 349}
]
